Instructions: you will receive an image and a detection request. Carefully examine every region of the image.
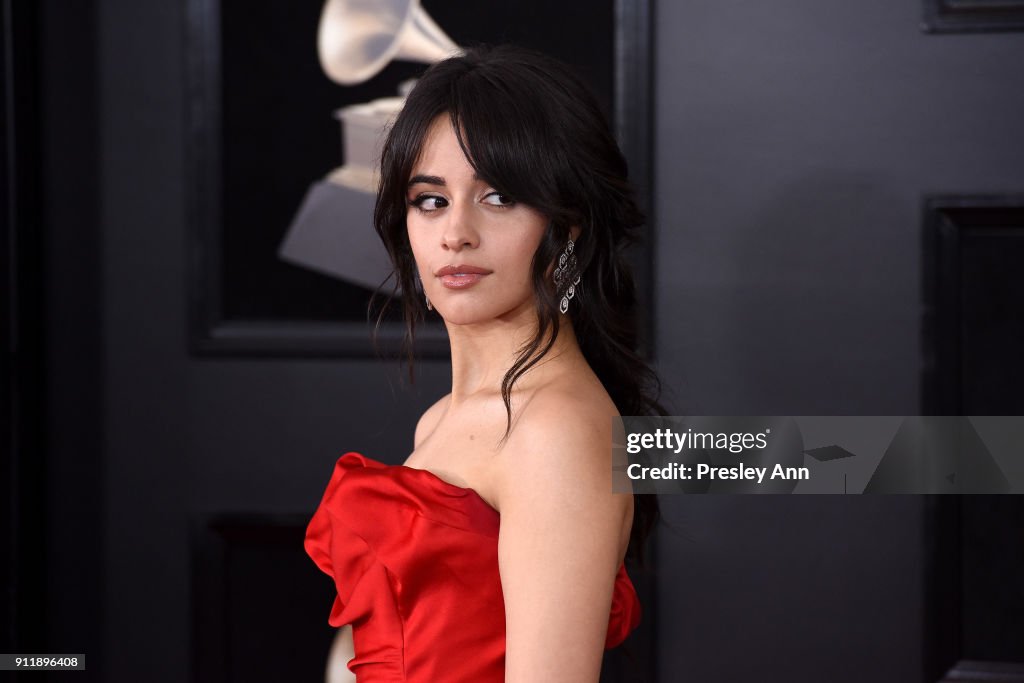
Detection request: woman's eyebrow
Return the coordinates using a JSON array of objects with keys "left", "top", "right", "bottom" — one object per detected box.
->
[
  {"left": 407, "top": 173, "right": 483, "bottom": 188},
  {"left": 408, "top": 174, "right": 445, "bottom": 188}
]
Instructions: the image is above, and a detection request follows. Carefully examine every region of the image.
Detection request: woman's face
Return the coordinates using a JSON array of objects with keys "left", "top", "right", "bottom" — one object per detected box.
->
[{"left": 406, "top": 115, "right": 549, "bottom": 326}]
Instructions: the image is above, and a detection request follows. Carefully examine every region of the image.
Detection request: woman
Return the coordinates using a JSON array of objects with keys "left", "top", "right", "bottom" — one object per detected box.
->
[{"left": 305, "top": 44, "right": 667, "bottom": 682}]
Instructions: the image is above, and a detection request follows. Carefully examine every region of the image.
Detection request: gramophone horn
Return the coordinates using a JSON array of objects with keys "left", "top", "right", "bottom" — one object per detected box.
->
[{"left": 317, "top": 0, "right": 462, "bottom": 86}]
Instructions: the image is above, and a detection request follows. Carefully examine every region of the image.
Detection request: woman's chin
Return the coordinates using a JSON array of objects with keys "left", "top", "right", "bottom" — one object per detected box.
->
[
  {"left": 433, "top": 299, "right": 516, "bottom": 326},
  {"left": 436, "top": 309, "right": 495, "bottom": 327}
]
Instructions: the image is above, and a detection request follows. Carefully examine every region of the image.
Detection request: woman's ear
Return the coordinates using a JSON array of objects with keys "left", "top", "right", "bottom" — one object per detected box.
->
[{"left": 569, "top": 225, "right": 582, "bottom": 242}]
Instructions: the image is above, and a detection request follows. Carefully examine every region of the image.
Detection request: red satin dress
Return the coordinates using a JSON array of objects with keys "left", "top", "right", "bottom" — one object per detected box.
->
[{"left": 304, "top": 452, "right": 641, "bottom": 682}]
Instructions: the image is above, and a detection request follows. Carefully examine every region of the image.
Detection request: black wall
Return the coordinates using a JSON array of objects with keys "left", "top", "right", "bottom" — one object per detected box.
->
[{"left": 651, "top": 2, "right": 1024, "bottom": 681}]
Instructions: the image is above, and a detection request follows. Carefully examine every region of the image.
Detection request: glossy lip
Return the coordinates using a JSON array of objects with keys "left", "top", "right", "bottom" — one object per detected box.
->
[
  {"left": 439, "top": 273, "right": 487, "bottom": 289},
  {"left": 434, "top": 264, "right": 492, "bottom": 290},
  {"left": 435, "top": 264, "right": 492, "bottom": 276}
]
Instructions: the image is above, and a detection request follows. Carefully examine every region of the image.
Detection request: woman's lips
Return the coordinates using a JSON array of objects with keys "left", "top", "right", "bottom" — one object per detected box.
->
[{"left": 439, "top": 273, "right": 487, "bottom": 289}]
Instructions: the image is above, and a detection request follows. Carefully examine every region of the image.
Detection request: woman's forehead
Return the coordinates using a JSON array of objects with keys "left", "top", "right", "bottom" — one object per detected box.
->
[{"left": 409, "top": 116, "right": 475, "bottom": 181}]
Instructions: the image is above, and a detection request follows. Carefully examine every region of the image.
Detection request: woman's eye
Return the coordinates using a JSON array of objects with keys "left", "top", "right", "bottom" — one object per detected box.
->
[
  {"left": 409, "top": 195, "right": 448, "bottom": 212},
  {"left": 482, "top": 192, "right": 515, "bottom": 208}
]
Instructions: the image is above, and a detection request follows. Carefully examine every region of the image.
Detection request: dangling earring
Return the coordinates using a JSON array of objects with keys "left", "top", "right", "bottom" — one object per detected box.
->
[
  {"left": 425, "top": 293, "right": 433, "bottom": 311},
  {"left": 552, "top": 236, "right": 582, "bottom": 314}
]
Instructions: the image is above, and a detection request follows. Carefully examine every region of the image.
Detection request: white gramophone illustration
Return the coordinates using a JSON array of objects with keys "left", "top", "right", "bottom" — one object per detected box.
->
[{"left": 278, "top": 0, "right": 462, "bottom": 292}]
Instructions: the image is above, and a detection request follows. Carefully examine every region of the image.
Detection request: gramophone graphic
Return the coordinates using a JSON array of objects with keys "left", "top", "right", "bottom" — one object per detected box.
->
[{"left": 278, "top": 0, "right": 461, "bottom": 293}]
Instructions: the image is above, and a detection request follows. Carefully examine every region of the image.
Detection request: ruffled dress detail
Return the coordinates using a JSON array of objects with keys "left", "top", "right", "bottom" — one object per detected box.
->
[{"left": 304, "top": 452, "right": 642, "bottom": 682}]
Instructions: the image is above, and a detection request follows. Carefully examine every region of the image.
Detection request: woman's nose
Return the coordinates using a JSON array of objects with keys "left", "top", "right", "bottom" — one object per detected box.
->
[{"left": 442, "top": 202, "right": 480, "bottom": 251}]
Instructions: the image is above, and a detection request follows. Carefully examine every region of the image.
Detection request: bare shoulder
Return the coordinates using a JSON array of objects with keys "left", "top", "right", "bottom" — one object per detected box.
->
[
  {"left": 414, "top": 392, "right": 451, "bottom": 449},
  {"left": 494, "top": 381, "right": 627, "bottom": 516},
  {"left": 516, "top": 383, "right": 618, "bottom": 460}
]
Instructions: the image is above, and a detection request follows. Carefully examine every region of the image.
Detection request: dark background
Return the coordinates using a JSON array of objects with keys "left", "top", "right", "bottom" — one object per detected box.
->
[
  {"left": 4, "top": 0, "right": 1024, "bottom": 682},
  {"left": 217, "top": 0, "right": 612, "bottom": 323}
]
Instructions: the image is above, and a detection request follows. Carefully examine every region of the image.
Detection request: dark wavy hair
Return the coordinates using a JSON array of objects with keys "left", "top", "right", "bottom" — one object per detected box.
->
[{"left": 370, "top": 44, "right": 667, "bottom": 564}]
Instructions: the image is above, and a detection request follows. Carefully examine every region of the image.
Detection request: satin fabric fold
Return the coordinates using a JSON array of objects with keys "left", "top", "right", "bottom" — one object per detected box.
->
[{"left": 305, "top": 452, "right": 641, "bottom": 682}]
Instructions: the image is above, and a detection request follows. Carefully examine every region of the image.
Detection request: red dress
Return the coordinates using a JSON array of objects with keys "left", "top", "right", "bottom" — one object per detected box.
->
[{"left": 304, "top": 452, "right": 642, "bottom": 682}]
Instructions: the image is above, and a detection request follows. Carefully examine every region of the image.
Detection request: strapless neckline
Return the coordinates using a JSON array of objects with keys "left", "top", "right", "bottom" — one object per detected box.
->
[
  {"left": 332, "top": 452, "right": 501, "bottom": 537},
  {"left": 379, "top": 453, "right": 501, "bottom": 517}
]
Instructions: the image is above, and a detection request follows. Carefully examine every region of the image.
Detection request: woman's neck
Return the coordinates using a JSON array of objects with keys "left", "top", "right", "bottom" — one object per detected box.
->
[{"left": 445, "top": 313, "right": 584, "bottom": 407}]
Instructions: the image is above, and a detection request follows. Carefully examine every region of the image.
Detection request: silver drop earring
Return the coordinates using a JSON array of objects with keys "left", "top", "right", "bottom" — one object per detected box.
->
[
  {"left": 552, "top": 236, "right": 582, "bottom": 314},
  {"left": 425, "top": 293, "right": 433, "bottom": 311}
]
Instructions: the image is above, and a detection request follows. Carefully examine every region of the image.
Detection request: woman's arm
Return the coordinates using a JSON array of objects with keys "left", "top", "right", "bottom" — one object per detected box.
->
[
  {"left": 496, "top": 391, "right": 632, "bottom": 683},
  {"left": 325, "top": 625, "right": 356, "bottom": 683}
]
